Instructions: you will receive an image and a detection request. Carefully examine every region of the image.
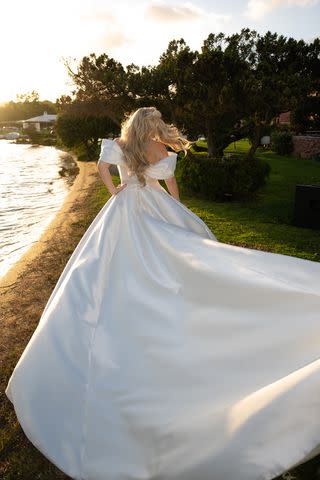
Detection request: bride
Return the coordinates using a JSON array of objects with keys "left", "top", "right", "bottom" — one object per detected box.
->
[{"left": 5, "top": 106, "right": 320, "bottom": 480}]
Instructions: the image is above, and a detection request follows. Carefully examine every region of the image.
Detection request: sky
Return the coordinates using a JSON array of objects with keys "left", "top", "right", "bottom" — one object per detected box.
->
[{"left": 0, "top": 0, "right": 319, "bottom": 104}]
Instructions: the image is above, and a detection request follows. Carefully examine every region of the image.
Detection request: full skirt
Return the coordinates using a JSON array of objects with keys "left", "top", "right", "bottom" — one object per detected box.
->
[{"left": 5, "top": 181, "right": 320, "bottom": 480}]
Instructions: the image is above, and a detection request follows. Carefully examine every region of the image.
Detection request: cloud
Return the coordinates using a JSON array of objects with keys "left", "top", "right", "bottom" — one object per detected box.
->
[
  {"left": 244, "top": 0, "right": 320, "bottom": 19},
  {"left": 78, "top": 7, "right": 133, "bottom": 53},
  {"left": 100, "top": 31, "right": 132, "bottom": 49},
  {"left": 69, "top": 2, "right": 231, "bottom": 65},
  {"left": 145, "top": 2, "right": 202, "bottom": 22}
]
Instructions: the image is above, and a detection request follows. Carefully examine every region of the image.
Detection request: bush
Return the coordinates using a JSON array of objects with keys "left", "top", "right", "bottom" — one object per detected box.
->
[
  {"left": 23, "top": 127, "right": 43, "bottom": 145},
  {"left": 177, "top": 152, "right": 271, "bottom": 201},
  {"left": 41, "top": 137, "right": 56, "bottom": 146},
  {"left": 271, "top": 130, "right": 294, "bottom": 155}
]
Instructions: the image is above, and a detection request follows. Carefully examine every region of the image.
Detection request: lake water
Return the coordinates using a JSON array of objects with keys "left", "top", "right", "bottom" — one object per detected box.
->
[{"left": 0, "top": 140, "right": 79, "bottom": 279}]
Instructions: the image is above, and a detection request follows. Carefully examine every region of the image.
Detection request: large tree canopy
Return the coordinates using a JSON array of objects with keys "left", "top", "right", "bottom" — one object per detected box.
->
[
  {"left": 63, "top": 53, "right": 135, "bottom": 126},
  {"left": 55, "top": 29, "right": 320, "bottom": 158},
  {"left": 1, "top": 29, "right": 317, "bottom": 166}
]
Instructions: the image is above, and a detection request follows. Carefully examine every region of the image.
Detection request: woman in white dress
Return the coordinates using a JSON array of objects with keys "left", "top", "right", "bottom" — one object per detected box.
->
[{"left": 5, "top": 106, "right": 320, "bottom": 480}]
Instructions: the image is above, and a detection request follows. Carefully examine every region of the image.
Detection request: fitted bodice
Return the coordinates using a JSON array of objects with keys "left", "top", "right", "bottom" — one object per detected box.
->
[
  {"left": 118, "top": 165, "right": 163, "bottom": 189},
  {"left": 97, "top": 138, "right": 178, "bottom": 189}
]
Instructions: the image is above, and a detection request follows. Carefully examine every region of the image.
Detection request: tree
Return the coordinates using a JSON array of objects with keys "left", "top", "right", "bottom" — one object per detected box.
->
[
  {"left": 290, "top": 37, "right": 320, "bottom": 132},
  {"left": 15, "top": 90, "right": 40, "bottom": 103},
  {"left": 63, "top": 53, "right": 136, "bottom": 126},
  {"left": 56, "top": 113, "right": 118, "bottom": 160},
  {"left": 186, "top": 29, "right": 256, "bottom": 156},
  {"left": 0, "top": 97, "right": 56, "bottom": 122},
  {"left": 59, "top": 29, "right": 318, "bottom": 164},
  {"left": 244, "top": 31, "right": 315, "bottom": 159},
  {"left": 154, "top": 39, "right": 197, "bottom": 127}
]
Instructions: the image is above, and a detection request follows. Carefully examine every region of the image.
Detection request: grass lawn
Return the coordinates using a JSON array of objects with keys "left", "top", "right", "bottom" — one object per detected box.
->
[
  {"left": 1, "top": 141, "right": 320, "bottom": 480},
  {"left": 179, "top": 138, "right": 320, "bottom": 262}
]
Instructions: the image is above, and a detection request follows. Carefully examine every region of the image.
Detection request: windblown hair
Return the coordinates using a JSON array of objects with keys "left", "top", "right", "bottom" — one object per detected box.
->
[{"left": 118, "top": 106, "right": 194, "bottom": 187}]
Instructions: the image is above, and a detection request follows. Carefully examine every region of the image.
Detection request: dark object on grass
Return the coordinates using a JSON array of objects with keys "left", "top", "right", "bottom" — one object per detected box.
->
[{"left": 293, "top": 184, "right": 320, "bottom": 229}]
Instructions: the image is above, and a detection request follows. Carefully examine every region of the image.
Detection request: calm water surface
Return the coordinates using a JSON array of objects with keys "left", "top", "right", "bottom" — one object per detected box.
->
[{"left": 0, "top": 140, "right": 78, "bottom": 279}]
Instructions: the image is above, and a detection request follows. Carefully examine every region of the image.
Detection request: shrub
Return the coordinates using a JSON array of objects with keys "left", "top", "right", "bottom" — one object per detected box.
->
[
  {"left": 270, "top": 130, "right": 294, "bottom": 155},
  {"left": 23, "top": 127, "right": 43, "bottom": 145},
  {"left": 177, "top": 152, "right": 271, "bottom": 201},
  {"left": 41, "top": 137, "right": 56, "bottom": 146}
]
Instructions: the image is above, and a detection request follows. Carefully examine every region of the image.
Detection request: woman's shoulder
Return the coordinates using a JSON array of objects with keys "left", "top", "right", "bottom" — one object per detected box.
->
[
  {"left": 100, "top": 137, "right": 119, "bottom": 146},
  {"left": 98, "top": 138, "right": 126, "bottom": 166},
  {"left": 100, "top": 137, "right": 124, "bottom": 153}
]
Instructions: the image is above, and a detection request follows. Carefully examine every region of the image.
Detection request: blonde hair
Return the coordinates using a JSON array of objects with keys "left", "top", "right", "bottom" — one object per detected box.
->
[{"left": 118, "top": 106, "right": 194, "bottom": 186}]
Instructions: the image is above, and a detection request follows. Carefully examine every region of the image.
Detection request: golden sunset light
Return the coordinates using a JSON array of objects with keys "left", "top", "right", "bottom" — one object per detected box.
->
[
  {"left": 1, "top": 0, "right": 320, "bottom": 478},
  {"left": 1, "top": 0, "right": 318, "bottom": 103}
]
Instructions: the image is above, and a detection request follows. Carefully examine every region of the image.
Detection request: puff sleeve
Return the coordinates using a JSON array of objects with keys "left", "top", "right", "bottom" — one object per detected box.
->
[
  {"left": 145, "top": 152, "right": 177, "bottom": 180},
  {"left": 97, "top": 138, "right": 126, "bottom": 166}
]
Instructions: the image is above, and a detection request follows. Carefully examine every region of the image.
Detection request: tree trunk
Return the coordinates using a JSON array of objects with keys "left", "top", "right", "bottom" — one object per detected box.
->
[
  {"left": 205, "top": 117, "right": 226, "bottom": 158},
  {"left": 206, "top": 128, "right": 224, "bottom": 158},
  {"left": 246, "top": 123, "right": 262, "bottom": 160},
  {"left": 207, "top": 127, "right": 214, "bottom": 156}
]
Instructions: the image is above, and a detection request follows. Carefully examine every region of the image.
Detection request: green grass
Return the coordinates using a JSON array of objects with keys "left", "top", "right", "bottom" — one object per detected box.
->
[{"left": 179, "top": 138, "right": 320, "bottom": 262}]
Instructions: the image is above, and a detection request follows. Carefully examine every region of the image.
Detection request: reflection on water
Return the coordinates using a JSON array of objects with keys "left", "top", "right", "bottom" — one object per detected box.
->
[{"left": 0, "top": 140, "right": 79, "bottom": 278}]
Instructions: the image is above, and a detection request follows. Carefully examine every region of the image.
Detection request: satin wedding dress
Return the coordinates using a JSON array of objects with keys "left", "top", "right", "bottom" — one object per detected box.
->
[{"left": 5, "top": 138, "right": 320, "bottom": 480}]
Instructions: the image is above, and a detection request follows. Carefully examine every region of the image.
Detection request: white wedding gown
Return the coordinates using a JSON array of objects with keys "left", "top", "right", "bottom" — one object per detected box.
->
[{"left": 5, "top": 138, "right": 320, "bottom": 480}]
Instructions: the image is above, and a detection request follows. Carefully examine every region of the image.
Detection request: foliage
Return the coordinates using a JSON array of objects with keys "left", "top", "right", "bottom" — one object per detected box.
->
[
  {"left": 290, "top": 94, "right": 320, "bottom": 132},
  {"left": 0, "top": 90, "right": 56, "bottom": 122},
  {"left": 185, "top": 30, "right": 257, "bottom": 156},
  {"left": 48, "top": 31, "right": 320, "bottom": 165},
  {"left": 21, "top": 127, "right": 56, "bottom": 146},
  {"left": 62, "top": 54, "right": 136, "bottom": 127},
  {"left": 177, "top": 150, "right": 271, "bottom": 201},
  {"left": 23, "top": 127, "right": 43, "bottom": 145},
  {"left": 271, "top": 130, "right": 294, "bottom": 155},
  {"left": 290, "top": 37, "right": 320, "bottom": 132},
  {"left": 242, "top": 32, "right": 314, "bottom": 159},
  {"left": 56, "top": 113, "right": 119, "bottom": 160},
  {"left": 1, "top": 29, "right": 319, "bottom": 161},
  {"left": 62, "top": 29, "right": 319, "bottom": 163}
]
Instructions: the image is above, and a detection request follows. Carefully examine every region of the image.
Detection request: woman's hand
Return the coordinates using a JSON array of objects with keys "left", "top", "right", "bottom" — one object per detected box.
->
[{"left": 97, "top": 162, "right": 127, "bottom": 196}]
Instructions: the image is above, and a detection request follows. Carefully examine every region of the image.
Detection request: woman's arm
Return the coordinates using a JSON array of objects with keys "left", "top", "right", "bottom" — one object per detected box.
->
[
  {"left": 164, "top": 176, "right": 180, "bottom": 201},
  {"left": 97, "top": 163, "right": 127, "bottom": 196}
]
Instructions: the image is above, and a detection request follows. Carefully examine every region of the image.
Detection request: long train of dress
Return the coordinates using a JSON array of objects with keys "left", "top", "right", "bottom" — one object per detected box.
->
[{"left": 5, "top": 139, "right": 320, "bottom": 480}]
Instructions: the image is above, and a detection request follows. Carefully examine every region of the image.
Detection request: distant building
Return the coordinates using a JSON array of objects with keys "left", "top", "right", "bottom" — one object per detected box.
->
[
  {"left": 19, "top": 111, "right": 57, "bottom": 132},
  {"left": 274, "top": 111, "right": 291, "bottom": 125}
]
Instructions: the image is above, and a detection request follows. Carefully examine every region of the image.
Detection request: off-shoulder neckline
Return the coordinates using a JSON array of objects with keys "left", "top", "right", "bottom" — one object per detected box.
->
[{"left": 110, "top": 138, "right": 176, "bottom": 166}]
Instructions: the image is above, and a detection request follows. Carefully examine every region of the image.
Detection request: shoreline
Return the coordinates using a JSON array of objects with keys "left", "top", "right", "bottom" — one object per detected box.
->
[
  {"left": 1, "top": 155, "right": 101, "bottom": 478},
  {"left": 0, "top": 156, "right": 97, "bottom": 294}
]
